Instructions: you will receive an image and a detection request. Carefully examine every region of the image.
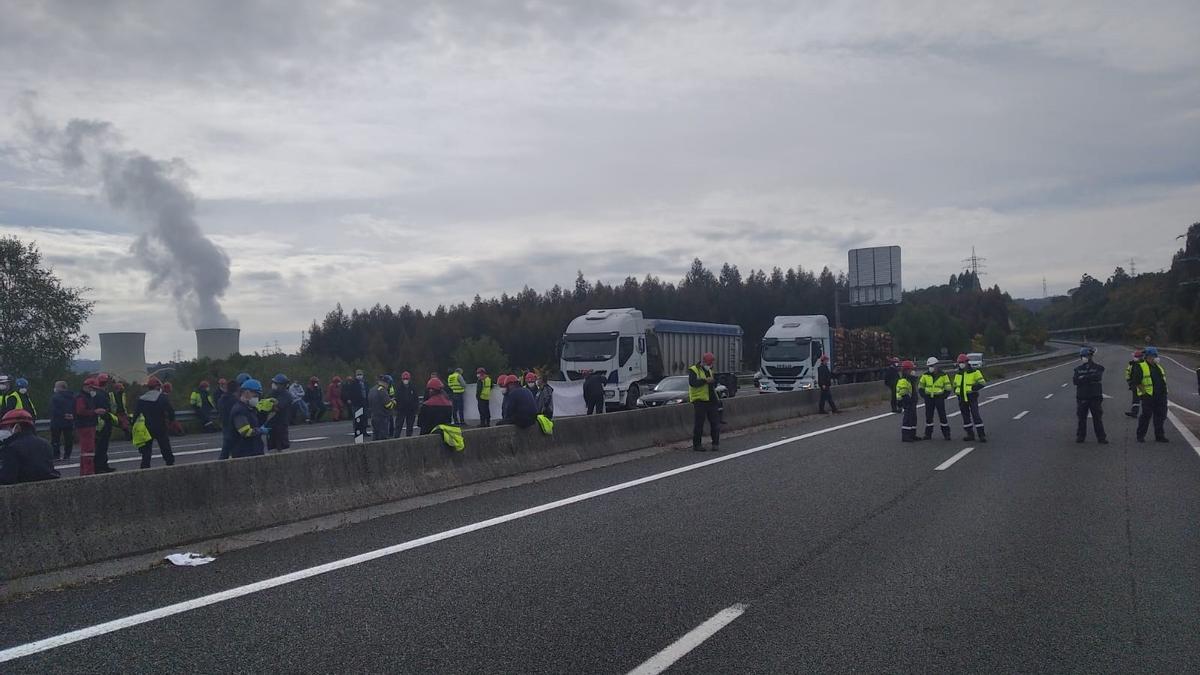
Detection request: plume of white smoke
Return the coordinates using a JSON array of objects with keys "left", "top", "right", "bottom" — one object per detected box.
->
[{"left": 17, "top": 95, "right": 234, "bottom": 329}]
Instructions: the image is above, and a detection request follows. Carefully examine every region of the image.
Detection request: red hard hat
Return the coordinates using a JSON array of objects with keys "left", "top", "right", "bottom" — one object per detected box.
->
[
  {"left": 956, "top": 354, "right": 969, "bottom": 363},
  {"left": 218, "top": 378, "right": 228, "bottom": 386},
  {"left": 162, "top": 382, "right": 173, "bottom": 393},
  {"left": 820, "top": 354, "right": 829, "bottom": 362},
  {"left": 97, "top": 373, "right": 111, "bottom": 385},
  {"left": 401, "top": 371, "right": 411, "bottom": 379},
  {"left": 901, "top": 360, "right": 915, "bottom": 370},
  {"left": 525, "top": 372, "right": 538, "bottom": 383},
  {"left": 427, "top": 377, "right": 444, "bottom": 391},
  {"left": 83, "top": 377, "right": 99, "bottom": 388},
  {"left": 476, "top": 367, "right": 486, "bottom": 374},
  {"left": 146, "top": 376, "right": 162, "bottom": 388},
  {"left": 1, "top": 409, "right": 34, "bottom": 427},
  {"left": 199, "top": 380, "right": 210, "bottom": 388},
  {"left": 332, "top": 375, "right": 342, "bottom": 383},
  {"left": 702, "top": 352, "right": 715, "bottom": 365}
]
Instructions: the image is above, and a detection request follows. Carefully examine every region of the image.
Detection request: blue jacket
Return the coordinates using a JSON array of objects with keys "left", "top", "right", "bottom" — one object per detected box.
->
[
  {"left": 50, "top": 390, "right": 77, "bottom": 430},
  {"left": 502, "top": 387, "right": 538, "bottom": 428},
  {"left": 228, "top": 400, "right": 265, "bottom": 458}
]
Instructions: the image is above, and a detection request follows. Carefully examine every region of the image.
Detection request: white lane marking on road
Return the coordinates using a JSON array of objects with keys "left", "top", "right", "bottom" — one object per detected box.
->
[
  {"left": 934, "top": 447, "right": 975, "bottom": 471},
  {"left": 627, "top": 604, "right": 748, "bottom": 675},
  {"left": 1167, "top": 412, "right": 1200, "bottom": 459},
  {"left": 1160, "top": 354, "right": 1194, "bottom": 372},
  {"left": 1169, "top": 401, "right": 1200, "bottom": 418},
  {"left": 1102, "top": 394, "right": 1112, "bottom": 399},
  {"left": 55, "top": 437, "right": 330, "bottom": 470},
  {"left": 1061, "top": 383, "right": 1069, "bottom": 388},
  {"left": 1, "top": 359, "right": 1076, "bottom": 662},
  {"left": 1013, "top": 411, "right": 1030, "bottom": 420},
  {"left": 1044, "top": 394, "right": 1054, "bottom": 399}
]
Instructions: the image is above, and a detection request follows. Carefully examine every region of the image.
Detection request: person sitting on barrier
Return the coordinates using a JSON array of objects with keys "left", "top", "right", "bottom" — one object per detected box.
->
[
  {"left": 499, "top": 374, "right": 538, "bottom": 429},
  {"left": 0, "top": 409, "right": 60, "bottom": 484},
  {"left": 418, "top": 377, "right": 454, "bottom": 435},
  {"left": 229, "top": 379, "right": 267, "bottom": 458}
]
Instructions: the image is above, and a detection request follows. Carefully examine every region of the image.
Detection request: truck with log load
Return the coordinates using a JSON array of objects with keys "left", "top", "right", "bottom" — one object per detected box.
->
[{"left": 756, "top": 315, "right": 893, "bottom": 392}]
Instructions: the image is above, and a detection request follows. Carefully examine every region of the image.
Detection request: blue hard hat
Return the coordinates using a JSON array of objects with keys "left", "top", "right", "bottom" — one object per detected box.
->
[
  {"left": 241, "top": 378, "right": 263, "bottom": 393},
  {"left": 1079, "top": 347, "right": 1094, "bottom": 357},
  {"left": 1145, "top": 347, "right": 1159, "bottom": 357},
  {"left": 385, "top": 374, "right": 395, "bottom": 384},
  {"left": 15, "top": 377, "right": 28, "bottom": 387},
  {"left": 235, "top": 372, "right": 252, "bottom": 384},
  {"left": 271, "top": 373, "right": 289, "bottom": 385}
]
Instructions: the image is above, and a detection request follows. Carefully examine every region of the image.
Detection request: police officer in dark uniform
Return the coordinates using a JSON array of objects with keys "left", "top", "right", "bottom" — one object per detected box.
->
[
  {"left": 817, "top": 355, "right": 839, "bottom": 414},
  {"left": 884, "top": 357, "right": 901, "bottom": 413},
  {"left": 1073, "top": 346, "right": 1108, "bottom": 444}
]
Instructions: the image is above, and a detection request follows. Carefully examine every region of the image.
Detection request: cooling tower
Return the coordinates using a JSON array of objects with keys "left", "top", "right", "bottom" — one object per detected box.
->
[
  {"left": 196, "top": 328, "right": 241, "bottom": 360},
  {"left": 99, "top": 332, "right": 148, "bottom": 384}
]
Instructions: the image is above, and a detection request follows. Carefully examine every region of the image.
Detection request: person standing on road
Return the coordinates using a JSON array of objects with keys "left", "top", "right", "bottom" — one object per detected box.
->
[
  {"left": 953, "top": 353, "right": 987, "bottom": 443},
  {"left": 327, "top": 376, "right": 344, "bottom": 422},
  {"left": 817, "top": 354, "right": 839, "bottom": 414},
  {"left": 74, "top": 378, "right": 108, "bottom": 473},
  {"left": 368, "top": 375, "right": 394, "bottom": 441},
  {"left": 189, "top": 381, "right": 218, "bottom": 431},
  {"left": 3, "top": 377, "right": 37, "bottom": 417},
  {"left": 1073, "top": 346, "right": 1108, "bottom": 444},
  {"left": 689, "top": 352, "right": 721, "bottom": 452},
  {"left": 49, "top": 380, "right": 76, "bottom": 461},
  {"left": 344, "top": 370, "right": 368, "bottom": 442},
  {"left": 884, "top": 357, "right": 902, "bottom": 413},
  {"left": 919, "top": 357, "right": 952, "bottom": 440},
  {"left": 447, "top": 367, "right": 467, "bottom": 426},
  {"left": 582, "top": 369, "right": 606, "bottom": 415},
  {"left": 535, "top": 374, "right": 554, "bottom": 419},
  {"left": 896, "top": 360, "right": 920, "bottom": 442},
  {"left": 217, "top": 377, "right": 239, "bottom": 460},
  {"left": 91, "top": 375, "right": 118, "bottom": 471},
  {"left": 475, "top": 368, "right": 492, "bottom": 427},
  {"left": 0, "top": 409, "right": 60, "bottom": 485},
  {"left": 229, "top": 379, "right": 267, "bottom": 458},
  {"left": 133, "top": 377, "right": 175, "bottom": 468},
  {"left": 395, "top": 371, "right": 419, "bottom": 437},
  {"left": 305, "top": 376, "right": 326, "bottom": 423},
  {"left": 1124, "top": 350, "right": 1144, "bottom": 418},
  {"left": 1130, "top": 347, "right": 1169, "bottom": 443}
]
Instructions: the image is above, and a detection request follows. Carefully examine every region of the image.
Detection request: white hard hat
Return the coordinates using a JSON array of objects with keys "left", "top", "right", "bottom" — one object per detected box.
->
[{"left": 925, "top": 357, "right": 939, "bottom": 367}]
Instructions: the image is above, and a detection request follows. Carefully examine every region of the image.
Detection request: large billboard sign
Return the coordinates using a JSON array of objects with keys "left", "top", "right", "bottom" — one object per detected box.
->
[{"left": 848, "top": 246, "right": 902, "bottom": 306}]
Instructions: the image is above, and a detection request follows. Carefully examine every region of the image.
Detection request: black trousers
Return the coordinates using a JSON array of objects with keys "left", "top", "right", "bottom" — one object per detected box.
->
[
  {"left": 693, "top": 401, "right": 720, "bottom": 449},
  {"left": 818, "top": 386, "right": 838, "bottom": 413},
  {"left": 1129, "top": 390, "right": 1140, "bottom": 414},
  {"left": 95, "top": 423, "right": 113, "bottom": 470},
  {"left": 1076, "top": 398, "right": 1106, "bottom": 441},
  {"left": 900, "top": 397, "right": 917, "bottom": 440},
  {"left": 1136, "top": 395, "right": 1167, "bottom": 440},
  {"left": 268, "top": 422, "right": 291, "bottom": 451},
  {"left": 923, "top": 395, "right": 951, "bottom": 439},
  {"left": 138, "top": 432, "right": 174, "bottom": 468},
  {"left": 478, "top": 399, "right": 491, "bottom": 427},
  {"left": 586, "top": 398, "right": 604, "bottom": 415},
  {"left": 309, "top": 400, "right": 326, "bottom": 422},
  {"left": 398, "top": 410, "right": 416, "bottom": 437},
  {"left": 889, "top": 384, "right": 901, "bottom": 413},
  {"left": 371, "top": 414, "right": 391, "bottom": 441},
  {"left": 959, "top": 396, "right": 985, "bottom": 438},
  {"left": 51, "top": 427, "right": 75, "bottom": 459}
]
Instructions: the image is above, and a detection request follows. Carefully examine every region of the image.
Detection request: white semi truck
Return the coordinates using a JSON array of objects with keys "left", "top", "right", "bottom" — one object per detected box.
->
[
  {"left": 756, "top": 315, "right": 894, "bottom": 392},
  {"left": 560, "top": 308, "right": 743, "bottom": 409},
  {"left": 756, "top": 315, "right": 831, "bottom": 392}
]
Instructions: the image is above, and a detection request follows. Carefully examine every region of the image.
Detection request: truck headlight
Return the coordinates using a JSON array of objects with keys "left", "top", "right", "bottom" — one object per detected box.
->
[{"left": 605, "top": 390, "right": 616, "bottom": 399}]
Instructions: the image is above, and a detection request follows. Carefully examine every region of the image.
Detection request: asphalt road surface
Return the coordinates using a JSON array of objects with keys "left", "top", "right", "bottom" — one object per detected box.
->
[{"left": 4, "top": 346, "right": 1198, "bottom": 672}]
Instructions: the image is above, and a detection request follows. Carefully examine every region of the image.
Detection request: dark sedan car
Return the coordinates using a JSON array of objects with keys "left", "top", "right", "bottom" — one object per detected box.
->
[{"left": 636, "top": 375, "right": 728, "bottom": 407}]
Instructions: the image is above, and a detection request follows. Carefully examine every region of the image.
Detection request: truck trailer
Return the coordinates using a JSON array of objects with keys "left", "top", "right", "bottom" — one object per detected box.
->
[{"left": 560, "top": 308, "right": 743, "bottom": 409}]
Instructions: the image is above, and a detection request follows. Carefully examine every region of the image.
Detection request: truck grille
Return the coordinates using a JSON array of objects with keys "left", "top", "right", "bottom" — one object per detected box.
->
[{"left": 765, "top": 365, "right": 805, "bottom": 377}]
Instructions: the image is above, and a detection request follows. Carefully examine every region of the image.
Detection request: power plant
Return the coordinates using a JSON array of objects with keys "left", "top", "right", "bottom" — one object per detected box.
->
[
  {"left": 195, "top": 328, "right": 241, "bottom": 361},
  {"left": 99, "top": 332, "right": 148, "bottom": 384}
]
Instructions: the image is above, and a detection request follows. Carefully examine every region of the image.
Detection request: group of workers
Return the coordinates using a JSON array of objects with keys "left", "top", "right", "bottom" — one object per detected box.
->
[{"left": 890, "top": 354, "right": 988, "bottom": 443}]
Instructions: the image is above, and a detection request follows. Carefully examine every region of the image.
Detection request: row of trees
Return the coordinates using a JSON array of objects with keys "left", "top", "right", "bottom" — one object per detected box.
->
[{"left": 1041, "top": 223, "right": 1200, "bottom": 344}]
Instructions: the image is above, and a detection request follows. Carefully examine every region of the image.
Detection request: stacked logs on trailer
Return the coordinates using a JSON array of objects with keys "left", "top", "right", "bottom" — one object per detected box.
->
[{"left": 833, "top": 328, "right": 894, "bottom": 380}]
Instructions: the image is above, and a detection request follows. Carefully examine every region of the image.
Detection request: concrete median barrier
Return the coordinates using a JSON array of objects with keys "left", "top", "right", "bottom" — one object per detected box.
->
[{"left": 0, "top": 382, "right": 890, "bottom": 581}]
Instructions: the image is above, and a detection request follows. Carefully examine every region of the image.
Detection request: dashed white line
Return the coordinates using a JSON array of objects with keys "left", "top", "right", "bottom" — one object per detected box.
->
[
  {"left": 1061, "top": 383, "right": 1069, "bottom": 388},
  {"left": 1013, "top": 410, "right": 1030, "bottom": 420},
  {"left": 934, "top": 447, "right": 975, "bottom": 471},
  {"left": 1044, "top": 394, "right": 1054, "bottom": 400},
  {"left": 627, "top": 604, "right": 748, "bottom": 675}
]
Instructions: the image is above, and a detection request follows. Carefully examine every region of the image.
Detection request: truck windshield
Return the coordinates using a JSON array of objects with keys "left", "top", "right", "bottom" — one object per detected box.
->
[
  {"left": 562, "top": 337, "right": 617, "bottom": 362},
  {"left": 762, "top": 340, "right": 811, "bottom": 362}
]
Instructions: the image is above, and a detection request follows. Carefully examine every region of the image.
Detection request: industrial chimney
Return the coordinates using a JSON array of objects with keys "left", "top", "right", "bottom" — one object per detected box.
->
[
  {"left": 99, "top": 332, "right": 148, "bottom": 384},
  {"left": 196, "top": 328, "right": 241, "bottom": 360}
]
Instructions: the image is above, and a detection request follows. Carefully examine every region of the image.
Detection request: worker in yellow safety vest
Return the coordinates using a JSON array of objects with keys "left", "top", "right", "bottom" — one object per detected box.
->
[
  {"left": 895, "top": 360, "right": 919, "bottom": 442},
  {"left": 1129, "top": 347, "right": 1169, "bottom": 443},
  {"left": 475, "top": 368, "right": 492, "bottom": 427},
  {"left": 952, "top": 354, "right": 987, "bottom": 442},
  {"left": 447, "top": 368, "right": 467, "bottom": 425},
  {"left": 918, "top": 357, "right": 953, "bottom": 440},
  {"left": 688, "top": 352, "right": 720, "bottom": 452}
]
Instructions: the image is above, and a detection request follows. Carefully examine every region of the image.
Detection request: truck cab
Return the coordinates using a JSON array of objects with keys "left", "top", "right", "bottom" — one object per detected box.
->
[
  {"left": 560, "top": 308, "right": 649, "bottom": 409},
  {"left": 757, "top": 315, "right": 831, "bottom": 392}
]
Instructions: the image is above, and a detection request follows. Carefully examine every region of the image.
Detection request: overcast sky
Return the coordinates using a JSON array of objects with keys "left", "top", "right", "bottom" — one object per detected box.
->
[{"left": 2, "top": 1, "right": 1198, "bottom": 360}]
